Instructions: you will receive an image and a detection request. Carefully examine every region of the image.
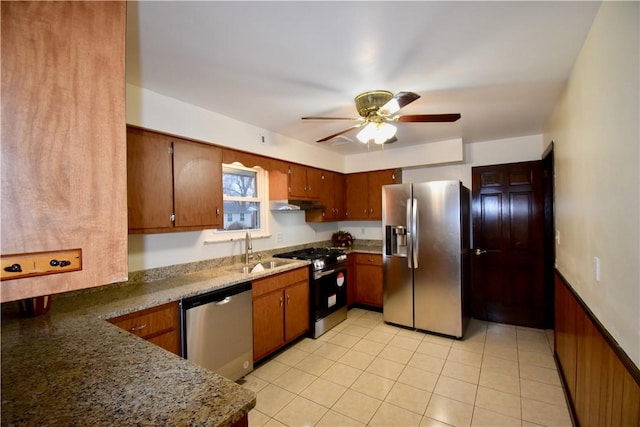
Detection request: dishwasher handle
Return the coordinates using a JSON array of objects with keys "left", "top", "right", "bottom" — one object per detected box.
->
[
  {"left": 215, "top": 296, "right": 232, "bottom": 306},
  {"left": 180, "top": 281, "right": 252, "bottom": 310}
]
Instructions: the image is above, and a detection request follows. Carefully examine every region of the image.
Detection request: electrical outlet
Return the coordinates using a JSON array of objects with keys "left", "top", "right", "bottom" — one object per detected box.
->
[
  {"left": 594, "top": 256, "right": 601, "bottom": 282},
  {"left": 555, "top": 230, "right": 560, "bottom": 245}
]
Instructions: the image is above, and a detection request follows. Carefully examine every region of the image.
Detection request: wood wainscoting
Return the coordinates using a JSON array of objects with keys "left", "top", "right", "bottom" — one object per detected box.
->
[{"left": 554, "top": 272, "right": 640, "bottom": 426}]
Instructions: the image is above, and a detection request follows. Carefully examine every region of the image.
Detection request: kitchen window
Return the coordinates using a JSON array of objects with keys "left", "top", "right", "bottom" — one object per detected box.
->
[{"left": 207, "top": 163, "right": 269, "bottom": 241}]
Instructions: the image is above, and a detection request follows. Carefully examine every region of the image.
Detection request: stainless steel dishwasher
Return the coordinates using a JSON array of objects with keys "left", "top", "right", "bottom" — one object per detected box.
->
[{"left": 180, "top": 281, "right": 253, "bottom": 381}]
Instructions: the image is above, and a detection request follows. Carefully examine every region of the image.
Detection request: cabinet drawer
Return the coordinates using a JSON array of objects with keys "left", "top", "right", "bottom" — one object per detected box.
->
[
  {"left": 354, "top": 253, "right": 382, "bottom": 266},
  {"left": 252, "top": 267, "right": 309, "bottom": 298},
  {"left": 108, "top": 302, "right": 178, "bottom": 340}
]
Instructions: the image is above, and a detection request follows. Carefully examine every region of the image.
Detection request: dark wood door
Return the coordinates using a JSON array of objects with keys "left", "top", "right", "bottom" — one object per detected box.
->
[{"left": 471, "top": 161, "right": 545, "bottom": 328}]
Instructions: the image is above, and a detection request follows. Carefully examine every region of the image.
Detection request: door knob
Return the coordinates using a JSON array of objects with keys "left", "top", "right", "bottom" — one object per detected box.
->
[{"left": 474, "top": 249, "right": 487, "bottom": 256}]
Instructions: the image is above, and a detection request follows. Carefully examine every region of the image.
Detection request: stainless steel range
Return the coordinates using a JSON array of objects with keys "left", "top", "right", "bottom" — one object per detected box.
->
[{"left": 275, "top": 247, "right": 348, "bottom": 338}]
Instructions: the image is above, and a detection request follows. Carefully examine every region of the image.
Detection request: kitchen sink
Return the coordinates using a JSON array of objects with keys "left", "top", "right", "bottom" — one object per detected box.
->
[{"left": 230, "top": 260, "right": 291, "bottom": 274}]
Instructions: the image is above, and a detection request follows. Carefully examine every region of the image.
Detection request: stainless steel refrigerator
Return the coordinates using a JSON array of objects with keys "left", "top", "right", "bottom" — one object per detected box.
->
[{"left": 382, "top": 180, "right": 470, "bottom": 338}]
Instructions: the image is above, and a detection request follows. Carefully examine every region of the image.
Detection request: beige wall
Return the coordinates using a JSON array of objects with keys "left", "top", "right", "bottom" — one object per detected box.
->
[{"left": 544, "top": 1, "right": 639, "bottom": 367}]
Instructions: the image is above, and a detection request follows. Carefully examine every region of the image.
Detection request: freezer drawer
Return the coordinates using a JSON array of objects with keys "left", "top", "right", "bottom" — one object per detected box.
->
[{"left": 180, "top": 282, "right": 253, "bottom": 381}]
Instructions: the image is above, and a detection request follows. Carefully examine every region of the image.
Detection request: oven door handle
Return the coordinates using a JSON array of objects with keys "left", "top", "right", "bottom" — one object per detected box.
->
[{"left": 313, "top": 268, "right": 345, "bottom": 280}]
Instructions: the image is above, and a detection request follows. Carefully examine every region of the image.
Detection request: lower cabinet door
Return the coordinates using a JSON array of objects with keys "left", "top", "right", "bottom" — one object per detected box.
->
[
  {"left": 108, "top": 302, "right": 180, "bottom": 355},
  {"left": 284, "top": 281, "right": 309, "bottom": 342},
  {"left": 253, "top": 291, "right": 285, "bottom": 362},
  {"left": 356, "top": 264, "right": 383, "bottom": 307}
]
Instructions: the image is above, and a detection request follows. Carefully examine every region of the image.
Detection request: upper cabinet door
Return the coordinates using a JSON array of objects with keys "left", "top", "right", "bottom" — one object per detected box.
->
[
  {"left": 1, "top": 1, "right": 127, "bottom": 302},
  {"left": 367, "top": 170, "right": 399, "bottom": 220},
  {"left": 345, "top": 173, "right": 370, "bottom": 220},
  {"left": 288, "top": 164, "right": 322, "bottom": 200},
  {"left": 319, "top": 171, "right": 337, "bottom": 220},
  {"left": 305, "top": 167, "right": 323, "bottom": 200},
  {"left": 127, "top": 128, "right": 174, "bottom": 231},
  {"left": 127, "top": 127, "right": 223, "bottom": 233},
  {"left": 173, "top": 139, "right": 223, "bottom": 229},
  {"left": 333, "top": 173, "right": 346, "bottom": 220},
  {"left": 288, "top": 164, "right": 308, "bottom": 199},
  {"left": 344, "top": 169, "right": 400, "bottom": 221}
]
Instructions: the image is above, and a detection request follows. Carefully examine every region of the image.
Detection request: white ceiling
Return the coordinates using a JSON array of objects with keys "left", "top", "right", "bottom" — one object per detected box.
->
[{"left": 126, "top": 1, "right": 600, "bottom": 155}]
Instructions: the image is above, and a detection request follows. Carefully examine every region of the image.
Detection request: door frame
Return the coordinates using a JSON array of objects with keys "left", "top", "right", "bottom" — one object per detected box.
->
[{"left": 542, "top": 142, "right": 555, "bottom": 328}]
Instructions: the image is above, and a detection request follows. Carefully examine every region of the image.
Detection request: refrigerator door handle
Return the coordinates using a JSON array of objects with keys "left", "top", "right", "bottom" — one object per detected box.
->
[
  {"left": 412, "top": 198, "right": 419, "bottom": 269},
  {"left": 406, "top": 199, "right": 412, "bottom": 269}
]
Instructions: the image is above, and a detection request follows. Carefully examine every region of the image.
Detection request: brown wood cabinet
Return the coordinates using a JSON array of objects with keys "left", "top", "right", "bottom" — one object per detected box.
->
[
  {"left": 108, "top": 302, "right": 181, "bottom": 356},
  {"left": 0, "top": 1, "right": 127, "bottom": 302},
  {"left": 127, "top": 126, "right": 223, "bottom": 233},
  {"left": 346, "top": 254, "right": 356, "bottom": 307},
  {"left": 288, "top": 164, "right": 323, "bottom": 200},
  {"left": 354, "top": 253, "right": 383, "bottom": 308},
  {"left": 252, "top": 267, "right": 309, "bottom": 362},
  {"left": 305, "top": 171, "right": 346, "bottom": 222},
  {"left": 345, "top": 169, "right": 400, "bottom": 220}
]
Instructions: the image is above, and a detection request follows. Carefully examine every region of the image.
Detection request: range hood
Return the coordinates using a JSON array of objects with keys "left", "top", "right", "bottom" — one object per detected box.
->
[{"left": 270, "top": 200, "right": 324, "bottom": 212}]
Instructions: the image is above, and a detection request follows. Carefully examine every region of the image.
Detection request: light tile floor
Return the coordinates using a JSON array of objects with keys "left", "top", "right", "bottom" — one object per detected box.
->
[{"left": 240, "top": 308, "right": 573, "bottom": 427}]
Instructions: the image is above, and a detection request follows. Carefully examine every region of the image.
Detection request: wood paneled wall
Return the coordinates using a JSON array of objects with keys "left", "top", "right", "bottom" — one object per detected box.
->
[{"left": 555, "top": 272, "right": 640, "bottom": 426}]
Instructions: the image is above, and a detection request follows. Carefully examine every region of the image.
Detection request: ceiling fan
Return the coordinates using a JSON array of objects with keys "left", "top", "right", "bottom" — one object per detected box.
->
[{"left": 302, "top": 90, "right": 461, "bottom": 144}]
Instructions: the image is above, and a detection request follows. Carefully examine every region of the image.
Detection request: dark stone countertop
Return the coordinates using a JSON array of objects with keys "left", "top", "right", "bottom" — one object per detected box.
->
[{"left": 1, "top": 258, "right": 309, "bottom": 426}]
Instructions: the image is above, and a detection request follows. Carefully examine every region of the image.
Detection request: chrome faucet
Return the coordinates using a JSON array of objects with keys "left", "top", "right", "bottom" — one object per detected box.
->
[{"left": 245, "top": 231, "right": 253, "bottom": 264}]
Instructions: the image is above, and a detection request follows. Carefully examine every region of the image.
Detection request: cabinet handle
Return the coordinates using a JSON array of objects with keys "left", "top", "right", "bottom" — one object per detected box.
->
[
  {"left": 370, "top": 208, "right": 374, "bottom": 214},
  {"left": 130, "top": 324, "right": 147, "bottom": 332},
  {"left": 279, "top": 296, "right": 283, "bottom": 307},
  {"left": 4, "top": 263, "right": 22, "bottom": 273},
  {"left": 216, "top": 208, "right": 220, "bottom": 216},
  {"left": 286, "top": 294, "right": 290, "bottom": 304},
  {"left": 50, "top": 259, "right": 71, "bottom": 267}
]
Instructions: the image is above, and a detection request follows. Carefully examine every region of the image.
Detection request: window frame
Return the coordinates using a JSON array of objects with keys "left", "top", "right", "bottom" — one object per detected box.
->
[{"left": 205, "top": 162, "right": 270, "bottom": 242}]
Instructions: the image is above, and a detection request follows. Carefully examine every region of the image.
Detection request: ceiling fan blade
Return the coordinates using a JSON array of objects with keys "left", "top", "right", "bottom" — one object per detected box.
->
[
  {"left": 378, "top": 91, "right": 420, "bottom": 116},
  {"left": 302, "top": 116, "right": 359, "bottom": 121},
  {"left": 396, "top": 113, "right": 461, "bottom": 123},
  {"left": 316, "top": 124, "right": 363, "bottom": 142}
]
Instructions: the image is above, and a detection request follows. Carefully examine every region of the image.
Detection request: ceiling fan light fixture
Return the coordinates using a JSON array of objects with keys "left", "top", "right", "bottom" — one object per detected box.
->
[
  {"left": 354, "top": 90, "right": 394, "bottom": 117},
  {"left": 356, "top": 122, "right": 376, "bottom": 143},
  {"left": 356, "top": 122, "right": 397, "bottom": 144}
]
